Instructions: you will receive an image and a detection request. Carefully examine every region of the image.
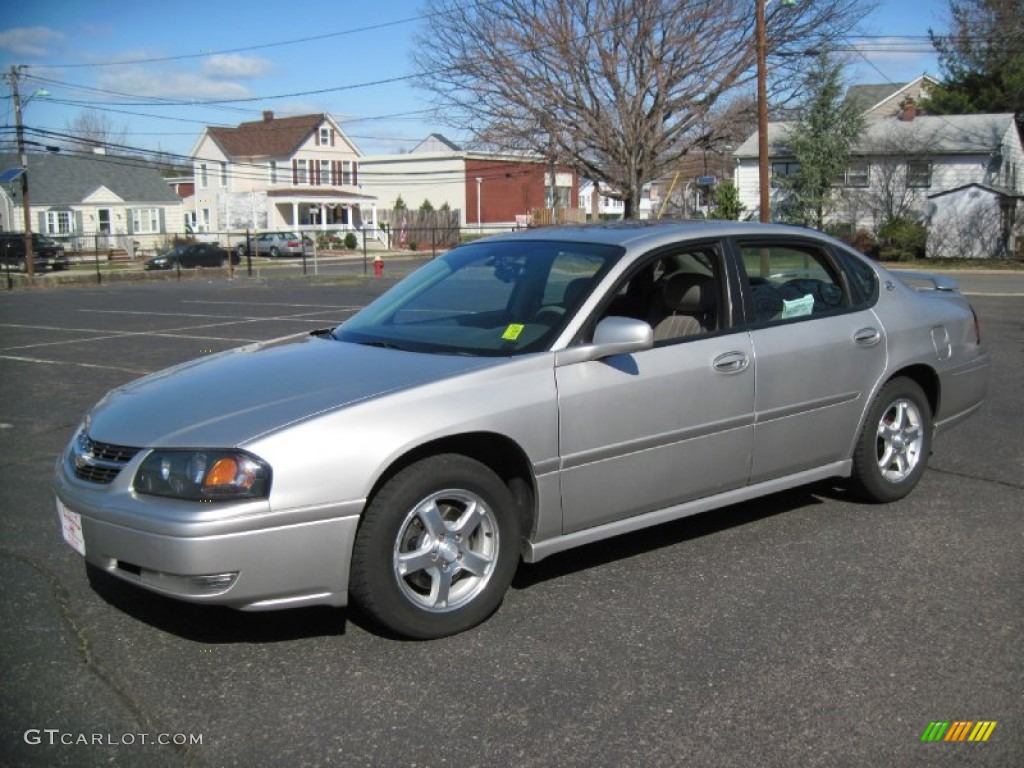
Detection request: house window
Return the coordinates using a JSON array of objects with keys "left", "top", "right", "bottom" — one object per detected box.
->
[
  {"left": 319, "top": 127, "right": 330, "bottom": 146},
  {"left": 771, "top": 161, "right": 800, "bottom": 188},
  {"left": 200, "top": 208, "right": 210, "bottom": 231},
  {"left": 132, "top": 208, "right": 161, "bottom": 234},
  {"left": 296, "top": 159, "right": 308, "bottom": 185},
  {"left": 46, "top": 211, "right": 73, "bottom": 234},
  {"left": 220, "top": 161, "right": 228, "bottom": 186},
  {"left": 198, "top": 163, "right": 208, "bottom": 189},
  {"left": 269, "top": 161, "right": 278, "bottom": 184},
  {"left": 834, "top": 159, "right": 869, "bottom": 187},
  {"left": 907, "top": 159, "right": 931, "bottom": 188},
  {"left": 320, "top": 160, "right": 331, "bottom": 186},
  {"left": 342, "top": 161, "right": 352, "bottom": 185}
]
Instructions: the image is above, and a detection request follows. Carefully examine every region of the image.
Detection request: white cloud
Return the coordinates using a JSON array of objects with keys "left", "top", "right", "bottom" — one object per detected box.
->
[
  {"left": 98, "top": 68, "right": 253, "bottom": 101},
  {"left": 202, "top": 54, "right": 273, "bottom": 79},
  {"left": 0, "top": 26, "right": 65, "bottom": 57}
]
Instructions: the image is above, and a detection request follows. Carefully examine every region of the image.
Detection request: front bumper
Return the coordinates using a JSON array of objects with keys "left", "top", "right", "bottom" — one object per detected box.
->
[{"left": 54, "top": 451, "right": 364, "bottom": 611}]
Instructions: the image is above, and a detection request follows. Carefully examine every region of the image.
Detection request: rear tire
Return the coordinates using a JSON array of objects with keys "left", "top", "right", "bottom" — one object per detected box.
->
[
  {"left": 269, "top": 246, "right": 280, "bottom": 258},
  {"left": 350, "top": 454, "right": 520, "bottom": 639},
  {"left": 850, "top": 377, "right": 932, "bottom": 503}
]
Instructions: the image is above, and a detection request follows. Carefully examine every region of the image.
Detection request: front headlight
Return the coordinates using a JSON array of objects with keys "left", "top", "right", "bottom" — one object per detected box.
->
[{"left": 134, "top": 450, "right": 271, "bottom": 501}]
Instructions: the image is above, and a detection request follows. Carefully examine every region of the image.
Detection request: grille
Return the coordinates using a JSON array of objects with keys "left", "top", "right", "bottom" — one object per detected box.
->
[{"left": 72, "top": 433, "right": 140, "bottom": 485}]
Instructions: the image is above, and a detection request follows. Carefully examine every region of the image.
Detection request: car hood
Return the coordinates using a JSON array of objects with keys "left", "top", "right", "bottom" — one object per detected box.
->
[{"left": 86, "top": 334, "right": 504, "bottom": 448}]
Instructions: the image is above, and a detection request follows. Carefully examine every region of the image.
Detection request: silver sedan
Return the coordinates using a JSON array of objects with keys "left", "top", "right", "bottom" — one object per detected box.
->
[{"left": 54, "top": 221, "right": 990, "bottom": 638}]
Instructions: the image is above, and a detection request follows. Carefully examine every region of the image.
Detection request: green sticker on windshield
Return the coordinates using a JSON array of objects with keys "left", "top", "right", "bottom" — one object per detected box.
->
[{"left": 502, "top": 323, "right": 525, "bottom": 341}]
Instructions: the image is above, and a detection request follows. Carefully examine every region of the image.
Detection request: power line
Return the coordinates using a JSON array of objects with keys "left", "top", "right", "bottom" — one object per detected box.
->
[{"left": 37, "top": 1, "right": 500, "bottom": 69}]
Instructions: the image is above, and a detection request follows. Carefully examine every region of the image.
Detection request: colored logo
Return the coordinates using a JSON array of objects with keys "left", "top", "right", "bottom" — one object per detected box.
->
[{"left": 921, "top": 721, "right": 997, "bottom": 742}]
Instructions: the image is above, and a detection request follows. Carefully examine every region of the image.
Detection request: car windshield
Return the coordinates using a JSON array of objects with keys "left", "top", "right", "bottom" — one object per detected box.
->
[{"left": 333, "top": 239, "right": 622, "bottom": 356}]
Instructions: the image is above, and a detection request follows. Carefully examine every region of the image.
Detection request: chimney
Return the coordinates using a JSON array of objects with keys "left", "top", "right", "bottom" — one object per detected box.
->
[
  {"left": 262, "top": 110, "right": 274, "bottom": 122},
  {"left": 900, "top": 98, "right": 916, "bottom": 122}
]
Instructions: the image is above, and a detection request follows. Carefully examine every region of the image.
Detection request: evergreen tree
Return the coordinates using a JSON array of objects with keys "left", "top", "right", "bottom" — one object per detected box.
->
[
  {"left": 776, "top": 51, "right": 864, "bottom": 229},
  {"left": 709, "top": 180, "right": 745, "bottom": 220},
  {"left": 921, "top": 0, "right": 1024, "bottom": 119}
]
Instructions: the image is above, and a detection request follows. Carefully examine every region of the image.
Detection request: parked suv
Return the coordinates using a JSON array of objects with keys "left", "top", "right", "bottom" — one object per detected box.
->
[{"left": 0, "top": 232, "right": 70, "bottom": 272}]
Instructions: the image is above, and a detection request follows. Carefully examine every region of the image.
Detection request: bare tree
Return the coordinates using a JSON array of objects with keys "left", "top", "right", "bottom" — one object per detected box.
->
[
  {"left": 63, "top": 110, "right": 129, "bottom": 152},
  {"left": 843, "top": 125, "right": 937, "bottom": 230},
  {"left": 415, "top": 0, "right": 873, "bottom": 218}
]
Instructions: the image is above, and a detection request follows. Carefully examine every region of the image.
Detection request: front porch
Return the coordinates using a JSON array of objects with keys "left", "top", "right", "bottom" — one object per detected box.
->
[{"left": 267, "top": 188, "right": 379, "bottom": 237}]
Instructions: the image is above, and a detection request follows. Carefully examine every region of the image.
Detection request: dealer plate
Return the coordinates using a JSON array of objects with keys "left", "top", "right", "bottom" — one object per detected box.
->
[{"left": 57, "top": 497, "right": 86, "bottom": 557}]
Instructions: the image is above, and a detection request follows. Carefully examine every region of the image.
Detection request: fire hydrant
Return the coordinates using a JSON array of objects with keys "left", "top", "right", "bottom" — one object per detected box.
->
[{"left": 373, "top": 254, "right": 384, "bottom": 278}]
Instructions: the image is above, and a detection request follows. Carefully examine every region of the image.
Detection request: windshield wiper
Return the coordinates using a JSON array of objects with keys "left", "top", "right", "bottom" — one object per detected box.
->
[{"left": 355, "top": 340, "right": 409, "bottom": 351}]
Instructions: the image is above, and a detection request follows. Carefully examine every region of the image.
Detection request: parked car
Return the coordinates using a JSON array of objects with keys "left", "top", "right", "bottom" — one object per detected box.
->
[
  {"left": 236, "top": 232, "right": 312, "bottom": 258},
  {"left": 144, "top": 243, "right": 238, "bottom": 270},
  {"left": 0, "top": 232, "right": 69, "bottom": 272},
  {"left": 54, "top": 222, "right": 989, "bottom": 639}
]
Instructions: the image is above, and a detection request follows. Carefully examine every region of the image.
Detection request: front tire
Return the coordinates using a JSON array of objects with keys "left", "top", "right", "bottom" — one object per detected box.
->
[
  {"left": 349, "top": 455, "right": 520, "bottom": 639},
  {"left": 850, "top": 377, "right": 932, "bottom": 503},
  {"left": 269, "top": 246, "right": 280, "bottom": 258}
]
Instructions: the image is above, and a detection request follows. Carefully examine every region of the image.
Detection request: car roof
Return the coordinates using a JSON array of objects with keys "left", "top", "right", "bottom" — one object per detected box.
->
[{"left": 480, "top": 220, "right": 838, "bottom": 252}]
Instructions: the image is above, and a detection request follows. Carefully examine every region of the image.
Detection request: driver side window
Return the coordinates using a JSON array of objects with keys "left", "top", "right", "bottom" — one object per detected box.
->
[{"left": 602, "top": 244, "right": 727, "bottom": 345}]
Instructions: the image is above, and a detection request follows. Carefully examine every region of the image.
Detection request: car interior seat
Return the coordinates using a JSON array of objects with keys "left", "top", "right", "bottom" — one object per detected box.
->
[{"left": 651, "top": 273, "right": 718, "bottom": 341}]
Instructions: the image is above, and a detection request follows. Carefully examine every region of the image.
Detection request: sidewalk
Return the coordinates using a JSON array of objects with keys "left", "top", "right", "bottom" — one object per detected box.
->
[{"left": 2, "top": 251, "right": 436, "bottom": 290}]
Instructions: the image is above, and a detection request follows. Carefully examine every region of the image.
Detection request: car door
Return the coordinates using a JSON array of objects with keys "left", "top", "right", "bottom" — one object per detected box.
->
[
  {"left": 736, "top": 238, "right": 887, "bottom": 483},
  {"left": 555, "top": 241, "right": 755, "bottom": 534},
  {"left": 179, "top": 246, "right": 200, "bottom": 268}
]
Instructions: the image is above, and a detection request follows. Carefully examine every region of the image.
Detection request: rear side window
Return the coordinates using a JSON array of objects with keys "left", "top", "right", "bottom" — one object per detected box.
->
[
  {"left": 738, "top": 243, "right": 849, "bottom": 325},
  {"left": 832, "top": 246, "right": 879, "bottom": 307}
]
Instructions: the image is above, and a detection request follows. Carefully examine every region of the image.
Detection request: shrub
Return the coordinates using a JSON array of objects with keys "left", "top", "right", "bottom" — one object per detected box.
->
[
  {"left": 847, "top": 228, "right": 878, "bottom": 258},
  {"left": 878, "top": 217, "right": 926, "bottom": 262},
  {"left": 344, "top": 232, "right": 358, "bottom": 250},
  {"left": 408, "top": 241, "right": 418, "bottom": 251}
]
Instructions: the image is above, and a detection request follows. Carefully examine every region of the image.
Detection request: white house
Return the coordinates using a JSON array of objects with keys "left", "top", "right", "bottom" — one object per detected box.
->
[
  {"left": 360, "top": 134, "right": 576, "bottom": 230},
  {"left": 578, "top": 180, "right": 626, "bottom": 220},
  {"left": 190, "top": 111, "right": 377, "bottom": 235},
  {"left": 733, "top": 74, "right": 1024, "bottom": 256},
  {"left": 0, "top": 150, "right": 184, "bottom": 256}
]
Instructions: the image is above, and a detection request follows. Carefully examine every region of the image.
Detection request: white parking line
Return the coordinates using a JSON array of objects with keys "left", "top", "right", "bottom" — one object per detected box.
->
[
  {"left": 962, "top": 292, "right": 1024, "bottom": 297},
  {"left": 183, "top": 300, "right": 362, "bottom": 309},
  {"left": 0, "top": 354, "right": 151, "bottom": 374}
]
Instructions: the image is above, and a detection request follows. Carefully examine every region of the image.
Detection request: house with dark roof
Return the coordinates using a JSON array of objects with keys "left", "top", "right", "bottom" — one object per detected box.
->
[
  {"left": 0, "top": 150, "right": 184, "bottom": 255},
  {"left": 189, "top": 111, "right": 376, "bottom": 234},
  {"left": 733, "top": 75, "right": 1024, "bottom": 256}
]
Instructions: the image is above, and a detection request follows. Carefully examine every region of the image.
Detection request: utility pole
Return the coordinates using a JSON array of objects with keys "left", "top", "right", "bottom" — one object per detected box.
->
[
  {"left": 7, "top": 65, "right": 35, "bottom": 276},
  {"left": 755, "top": 0, "right": 770, "bottom": 223}
]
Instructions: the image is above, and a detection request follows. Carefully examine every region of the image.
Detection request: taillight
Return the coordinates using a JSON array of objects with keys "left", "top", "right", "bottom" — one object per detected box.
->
[{"left": 286, "top": 241, "right": 298, "bottom": 247}]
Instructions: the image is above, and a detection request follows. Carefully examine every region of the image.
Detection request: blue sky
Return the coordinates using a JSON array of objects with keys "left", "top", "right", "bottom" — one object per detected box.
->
[{"left": 1, "top": 0, "right": 950, "bottom": 162}]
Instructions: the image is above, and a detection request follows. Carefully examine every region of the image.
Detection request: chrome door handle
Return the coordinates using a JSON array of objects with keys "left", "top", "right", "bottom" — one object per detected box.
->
[
  {"left": 713, "top": 351, "right": 749, "bottom": 374},
  {"left": 854, "top": 327, "right": 881, "bottom": 346}
]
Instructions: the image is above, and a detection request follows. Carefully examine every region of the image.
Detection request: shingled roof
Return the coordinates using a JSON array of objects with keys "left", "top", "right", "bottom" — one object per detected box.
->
[
  {"left": 0, "top": 151, "right": 180, "bottom": 205},
  {"left": 844, "top": 83, "right": 907, "bottom": 114},
  {"left": 733, "top": 113, "right": 1018, "bottom": 158},
  {"left": 207, "top": 113, "right": 325, "bottom": 158}
]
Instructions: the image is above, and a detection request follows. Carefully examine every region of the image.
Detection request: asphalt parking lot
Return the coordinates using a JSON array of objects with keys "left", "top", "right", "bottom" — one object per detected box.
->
[{"left": 1, "top": 270, "right": 1021, "bottom": 767}]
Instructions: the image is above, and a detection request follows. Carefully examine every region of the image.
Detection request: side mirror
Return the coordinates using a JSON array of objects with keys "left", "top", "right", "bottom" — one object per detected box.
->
[{"left": 555, "top": 316, "right": 654, "bottom": 366}]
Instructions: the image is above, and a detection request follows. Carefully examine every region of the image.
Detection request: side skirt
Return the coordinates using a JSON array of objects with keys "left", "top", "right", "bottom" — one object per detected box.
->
[{"left": 522, "top": 460, "right": 851, "bottom": 563}]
